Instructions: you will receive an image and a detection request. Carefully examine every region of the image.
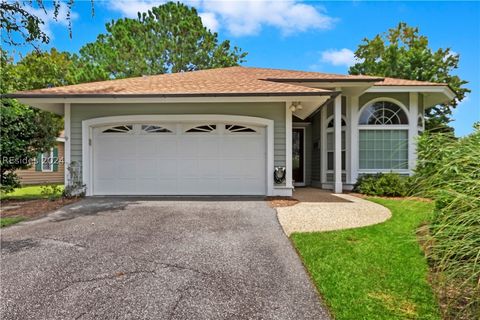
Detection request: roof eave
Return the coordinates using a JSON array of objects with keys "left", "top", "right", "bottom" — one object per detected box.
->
[
  {"left": 3, "top": 91, "right": 338, "bottom": 99},
  {"left": 264, "top": 77, "right": 384, "bottom": 83}
]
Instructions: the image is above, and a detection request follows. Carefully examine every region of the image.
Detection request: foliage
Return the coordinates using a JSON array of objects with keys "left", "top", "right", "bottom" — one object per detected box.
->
[
  {"left": 292, "top": 199, "right": 440, "bottom": 320},
  {"left": 0, "top": 0, "right": 85, "bottom": 47},
  {"left": 14, "top": 48, "right": 79, "bottom": 89},
  {"left": 353, "top": 173, "right": 411, "bottom": 197},
  {"left": 413, "top": 127, "right": 480, "bottom": 318},
  {"left": 349, "top": 22, "right": 469, "bottom": 132},
  {"left": 1, "top": 49, "right": 63, "bottom": 192},
  {"left": 0, "top": 184, "right": 64, "bottom": 200},
  {"left": 76, "top": 2, "right": 247, "bottom": 81},
  {"left": 0, "top": 216, "right": 25, "bottom": 228},
  {"left": 40, "top": 184, "right": 63, "bottom": 201}
]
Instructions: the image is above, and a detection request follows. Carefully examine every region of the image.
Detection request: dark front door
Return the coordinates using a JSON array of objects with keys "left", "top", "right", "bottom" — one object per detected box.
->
[{"left": 292, "top": 128, "right": 304, "bottom": 184}]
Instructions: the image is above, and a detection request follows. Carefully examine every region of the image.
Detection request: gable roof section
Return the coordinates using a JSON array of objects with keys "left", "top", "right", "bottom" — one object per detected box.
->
[{"left": 6, "top": 66, "right": 449, "bottom": 98}]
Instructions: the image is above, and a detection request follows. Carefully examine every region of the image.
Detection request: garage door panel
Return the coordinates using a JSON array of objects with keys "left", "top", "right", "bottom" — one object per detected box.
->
[
  {"left": 136, "top": 159, "right": 157, "bottom": 178},
  {"left": 117, "top": 160, "right": 137, "bottom": 178},
  {"left": 93, "top": 122, "right": 267, "bottom": 195},
  {"left": 155, "top": 159, "right": 178, "bottom": 177}
]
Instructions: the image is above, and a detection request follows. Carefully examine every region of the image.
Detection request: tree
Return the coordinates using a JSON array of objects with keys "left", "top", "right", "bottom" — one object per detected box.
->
[
  {"left": 349, "top": 22, "right": 469, "bottom": 132},
  {"left": 1, "top": 49, "right": 64, "bottom": 192},
  {"left": 0, "top": 0, "right": 90, "bottom": 48},
  {"left": 14, "top": 48, "right": 78, "bottom": 89},
  {"left": 76, "top": 2, "right": 247, "bottom": 81}
]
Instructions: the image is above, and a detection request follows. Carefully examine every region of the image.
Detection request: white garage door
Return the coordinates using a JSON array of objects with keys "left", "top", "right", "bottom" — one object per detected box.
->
[{"left": 92, "top": 122, "right": 266, "bottom": 195}]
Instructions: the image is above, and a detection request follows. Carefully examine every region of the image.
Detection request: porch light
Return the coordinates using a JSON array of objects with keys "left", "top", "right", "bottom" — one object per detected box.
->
[{"left": 289, "top": 101, "right": 303, "bottom": 112}]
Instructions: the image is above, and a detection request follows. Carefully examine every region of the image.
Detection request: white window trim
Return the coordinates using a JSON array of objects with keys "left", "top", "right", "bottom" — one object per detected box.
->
[
  {"left": 82, "top": 114, "right": 275, "bottom": 196},
  {"left": 325, "top": 115, "right": 347, "bottom": 177},
  {"left": 41, "top": 148, "right": 54, "bottom": 172},
  {"left": 357, "top": 97, "right": 411, "bottom": 174}
]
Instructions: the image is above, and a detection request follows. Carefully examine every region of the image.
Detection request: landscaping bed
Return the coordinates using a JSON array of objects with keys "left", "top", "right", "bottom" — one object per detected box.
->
[{"left": 1, "top": 185, "right": 80, "bottom": 227}]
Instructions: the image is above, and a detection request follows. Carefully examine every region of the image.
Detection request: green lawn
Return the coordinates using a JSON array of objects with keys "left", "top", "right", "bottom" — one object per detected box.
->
[
  {"left": 0, "top": 184, "right": 64, "bottom": 201},
  {"left": 0, "top": 216, "right": 25, "bottom": 228},
  {"left": 291, "top": 198, "right": 440, "bottom": 320}
]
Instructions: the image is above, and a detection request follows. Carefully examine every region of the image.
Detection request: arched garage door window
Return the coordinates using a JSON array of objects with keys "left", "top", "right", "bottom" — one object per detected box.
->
[{"left": 358, "top": 100, "right": 409, "bottom": 171}]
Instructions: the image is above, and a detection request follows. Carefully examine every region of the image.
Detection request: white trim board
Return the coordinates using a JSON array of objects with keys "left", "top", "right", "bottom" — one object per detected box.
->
[{"left": 82, "top": 114, "right": 278, "bottom": 196}]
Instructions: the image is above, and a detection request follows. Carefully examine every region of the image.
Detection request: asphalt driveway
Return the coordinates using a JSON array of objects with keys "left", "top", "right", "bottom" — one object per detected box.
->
[{"left": 1, "top": 198, "right": 330, "bottom": 320}]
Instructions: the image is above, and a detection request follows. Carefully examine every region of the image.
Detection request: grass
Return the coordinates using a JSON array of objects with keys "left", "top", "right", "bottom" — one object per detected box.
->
[
  {"left": 0, "top": 184, "right": 64, "bottom": 201},
  {"left": 291, "top": 198, "right": 441, "bottom": 320},
  {"left": 0, "top": 216, "right": 25, "bottom": 228}
]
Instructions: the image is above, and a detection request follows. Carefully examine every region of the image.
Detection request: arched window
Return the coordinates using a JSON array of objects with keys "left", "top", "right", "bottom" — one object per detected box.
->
[
  {"left": 359, "top": 101, "right": 408, "bottom": 125},
  {"left": 358, "top": 100, "right": 409, "bottom": 171}
]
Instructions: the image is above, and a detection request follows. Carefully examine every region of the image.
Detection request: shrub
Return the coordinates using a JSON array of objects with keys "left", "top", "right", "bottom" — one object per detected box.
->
[
  {"left": 414, "top": 127, "right": 480, "bottom": 318},
  {"left": 40, "top": 184, "right": 62, "bottom": 201},
  {"left": 353, "top": 172, "right": 410, "bottom": 197}
]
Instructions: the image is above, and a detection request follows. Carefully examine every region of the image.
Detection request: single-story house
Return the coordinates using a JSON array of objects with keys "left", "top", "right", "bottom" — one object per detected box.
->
[
  {"left": 7, "top": 67, "right": 455, "bottom": 196},
  {"left": 16, "top": 132, "right": 65, "bottom": 185}
]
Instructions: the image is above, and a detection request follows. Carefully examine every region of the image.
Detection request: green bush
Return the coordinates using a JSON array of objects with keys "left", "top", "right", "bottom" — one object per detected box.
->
[
  {"left": 414, "top": 127, "right": 480, "bottom": 319},
  {"left": 353, "top": 172, "right": 410, "bottom": 197},
  {"left": 40, "top": 184, "right": 62, "bottom": 201}
]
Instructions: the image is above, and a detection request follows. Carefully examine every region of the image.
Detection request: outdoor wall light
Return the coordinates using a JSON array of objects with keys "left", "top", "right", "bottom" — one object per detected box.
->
[{"left": 289, "top": 101, "right": 303, "bottom": 112}]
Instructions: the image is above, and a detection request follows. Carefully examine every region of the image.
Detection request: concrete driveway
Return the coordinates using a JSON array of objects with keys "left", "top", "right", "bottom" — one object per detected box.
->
[{"left": 1, "top": 198, "right": 330, "bottom": 320}]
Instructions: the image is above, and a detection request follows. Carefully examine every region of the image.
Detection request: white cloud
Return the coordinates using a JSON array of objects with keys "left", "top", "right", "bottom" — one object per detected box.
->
[
  {"left": 200, "top": 0, "right": 336, "bottom": 36},
  {"left": 199, "top": 12, "right": 219, "bottom": 32},
  {"left": 25, "top": 2, "right": 79, "bottom": 39},
  {"left": 108, "top": 0, "right": 167, "bottom": 18},
  {"left": 108, "top": 0, "right": 336, "bottom": 36},
  {"left": 320, "top": 48, "right": 357, "bottom": 67}
]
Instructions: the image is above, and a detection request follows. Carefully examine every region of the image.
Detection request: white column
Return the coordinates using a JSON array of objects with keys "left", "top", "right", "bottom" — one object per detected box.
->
[
  {"left": 349, "top": 95, "right": 359, "bottom": 184},
  {"left": 408, "top": 93, "right": 419, "bottom": 174},
  {"left": 285, "top": 102, "right": 293, "bottom": 189},
  {"left": 334, "top": 92, "right": 343, "bottom": 193},
  {"left": 64, "top": 103, "right": 71, "bottom": 185}
]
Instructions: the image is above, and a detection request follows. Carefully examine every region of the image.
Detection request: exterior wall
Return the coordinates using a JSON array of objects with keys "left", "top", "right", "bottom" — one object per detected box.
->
[
  {"left": 307, "top": 92, "right": 418, "bottom": 191},
  {"left": 70, "top": 102, "right": 286, "bottom": 179},
  {"left": 17, "top": 143, "right": 65, "bottom": 185}
]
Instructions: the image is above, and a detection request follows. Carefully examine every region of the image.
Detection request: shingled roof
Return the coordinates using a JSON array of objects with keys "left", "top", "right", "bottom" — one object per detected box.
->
[{"left": 7, "top": 66, "right": 448, "bottom": 98}]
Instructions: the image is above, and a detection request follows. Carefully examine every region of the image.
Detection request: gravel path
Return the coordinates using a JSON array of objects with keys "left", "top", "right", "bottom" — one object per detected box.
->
[{"left": 276, "top": 193, "right": 391, "bottom": 236}]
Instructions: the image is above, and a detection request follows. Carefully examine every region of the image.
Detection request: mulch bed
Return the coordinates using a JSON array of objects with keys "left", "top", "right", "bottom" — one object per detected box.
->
[
  {"left": 266, "top": 197, "right": 300, "bottom": 208},
  {"left": 1, "top": 198, "right": 80, "bottom": 220}
]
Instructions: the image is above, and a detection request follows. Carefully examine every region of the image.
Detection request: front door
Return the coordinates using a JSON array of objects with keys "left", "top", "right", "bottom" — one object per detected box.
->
[{"left": 292, "top": 128, "right": 304, "bottom": 185}]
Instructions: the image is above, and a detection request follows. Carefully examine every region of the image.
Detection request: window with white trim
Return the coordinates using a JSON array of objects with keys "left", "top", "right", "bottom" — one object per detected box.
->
[
  {"left": 225, "top": 124, "right": 256, "bottom": 133},
  {"left": 359, "top": 101, "right": 408, "bottom": 125},
  {"left": 102, "top": 125, "right": 133, "bottom": 133},
  {"left": 358, "top": 100, "right": 409, "bottom": 171},
  {"left": 141, "top": 124, "right": 172, "bottom": 133},
  {"left": 326, "top": 116, "right": 346, "bottom": 172},
  {"left": 41, "top": 149, "right": 53, "bottom": 172},
  {"left": 185, "top": 124, "right": 217, "bottom": 133}
]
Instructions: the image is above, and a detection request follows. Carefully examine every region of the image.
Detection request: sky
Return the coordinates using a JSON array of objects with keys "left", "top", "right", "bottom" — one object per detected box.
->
[{"left": 7, "top": 0, "right": 480, "bottom": 136}]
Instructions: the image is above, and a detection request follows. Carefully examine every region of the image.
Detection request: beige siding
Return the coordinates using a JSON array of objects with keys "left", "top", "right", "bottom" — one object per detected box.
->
[
  {"left": 17, "top": 143, "right": 65, "bottom": 185},
  {"left": 70, "top": 102, "right": 286, "bottom": 173}
]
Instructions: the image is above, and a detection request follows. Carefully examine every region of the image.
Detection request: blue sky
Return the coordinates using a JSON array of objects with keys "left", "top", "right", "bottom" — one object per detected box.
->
[{"left": 10, "top": 0, "right": 480, "bottom": 136}]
